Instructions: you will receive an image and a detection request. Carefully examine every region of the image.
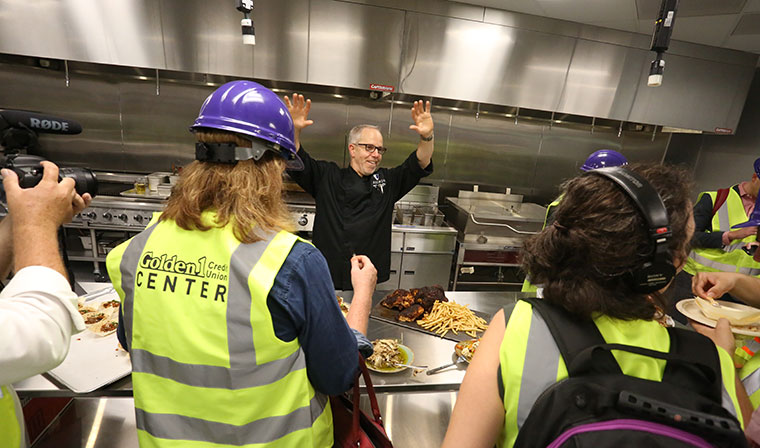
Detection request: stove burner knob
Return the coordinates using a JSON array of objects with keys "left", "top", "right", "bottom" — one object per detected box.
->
[
  {"left": 134, "top": 215, "right": 143, "bottom": 223},
  {"left": 102, "top": 212, "right": 112, "bottom": 221},
  {"left": 83, "top": 211, "right": 97, "bottom": 220},
  {"left": 477, "top": 234, "right": 488, "bottom": 244},
  {"left": 117, "top": 213, "right": 128, "bottom": 222},
  {"left": 298, "top": 215, "right": 308, "bottom": 227}
]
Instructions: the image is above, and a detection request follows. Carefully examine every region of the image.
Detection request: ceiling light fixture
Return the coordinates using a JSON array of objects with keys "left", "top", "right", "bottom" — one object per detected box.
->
[{"left": 647, "top": 0, "right": 679, "bottom": 87}]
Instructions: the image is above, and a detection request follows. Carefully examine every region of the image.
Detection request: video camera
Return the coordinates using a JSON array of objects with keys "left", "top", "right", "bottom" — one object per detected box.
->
[{"left": 0, "top": 109, "right": 97, "bottom": 197}]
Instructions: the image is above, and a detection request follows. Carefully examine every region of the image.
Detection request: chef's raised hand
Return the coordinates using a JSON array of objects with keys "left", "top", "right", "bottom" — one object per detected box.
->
[
  {"left": 409, "top": 100, "right": 433, "bottom": 139},
  {"left": 284, "top": 93, "right": 313, "bottom": 152}
]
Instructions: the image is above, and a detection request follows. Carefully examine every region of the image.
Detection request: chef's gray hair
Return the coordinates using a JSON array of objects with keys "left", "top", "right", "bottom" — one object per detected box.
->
[{"left": 347, "top": 124, "right": 381, "bottom": 146}]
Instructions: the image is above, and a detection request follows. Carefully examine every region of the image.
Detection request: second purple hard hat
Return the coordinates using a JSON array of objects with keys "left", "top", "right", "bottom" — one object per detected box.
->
[
  {"left": 190, "top": 80, "right": 303, "bottom": 170},
  {"left": 580, "top": 149, "right": 628, "bottom": 172},
  {"left": 733, "top": 157, "right": 760, "bottom": 228}
]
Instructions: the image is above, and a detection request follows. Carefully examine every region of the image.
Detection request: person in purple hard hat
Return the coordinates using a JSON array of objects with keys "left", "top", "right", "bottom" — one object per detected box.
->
[
  {"left": 666, "top": 156, "right": 760, "bottom": 323},
  {"left": 105, "top": 80, "right": 376, "bottom": 447},
  {"left": 282, "top": 93, "right": 435, "bottom": 290},
  {"left": 521, "top": 149, "right": 627, "bottom": 293}
]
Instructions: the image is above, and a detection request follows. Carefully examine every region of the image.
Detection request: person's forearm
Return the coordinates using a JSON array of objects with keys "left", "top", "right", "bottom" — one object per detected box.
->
[
  {"left": 345, "top": 289, "right": 372, "bottom": 335},
  {"left": 733, "top": 276, "right": 760, "bottom": 304},
  {"left": 293, "top": 128, "right": 302, "bottom": 155},
  {"left": 416, "top": 138, "right": 434, "bottom": 169},
  {"left": 0, "top": 217, "right": 13, "bottom": 279},
  {"left": 13, "top": 223, "right": 66, "bottom": 279},
  {"left": 737, "top": 374, "right": 753, "bottom": 429}
]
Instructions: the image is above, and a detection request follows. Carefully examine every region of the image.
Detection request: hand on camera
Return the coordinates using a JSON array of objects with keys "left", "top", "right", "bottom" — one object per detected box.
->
[{"left": 2, "top": 161, "right": 92, "bottom": 231}]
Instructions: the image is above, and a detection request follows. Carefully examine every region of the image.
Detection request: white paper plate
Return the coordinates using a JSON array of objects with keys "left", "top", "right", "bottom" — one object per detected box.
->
[
  {"left": 366, "top": 344, "right": 414, "bottom": 374},
  {"left": 676, "top": 299, "right": 760, "bottom": 337},
  {"left": 47, "top": 283, "right": 131, "bottom": 393}
]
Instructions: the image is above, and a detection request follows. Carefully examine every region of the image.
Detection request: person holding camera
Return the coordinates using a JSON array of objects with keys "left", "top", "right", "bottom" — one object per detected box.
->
[{"left": 0, "top": 161, "right": 92, "bottom": 447}]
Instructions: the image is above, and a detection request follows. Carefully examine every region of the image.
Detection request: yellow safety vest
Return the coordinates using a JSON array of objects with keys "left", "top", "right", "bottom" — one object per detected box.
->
[
  {"left": 0, "top": 385, "right": 23, "bottom": 448},
  {"left": 497, "top": 300, "right": 743, "bottom": 448},
  {"left": 521, "top": 197, "right": 561, "bottom": 293},
  {"left": 684, "top": 188, "right": 760, "bottom": 277},
  {"left": 106, "top": 212, "right": 332, "bottom": 448},
  {"left": 740, "top": 352, "right": 760, "bottom": 409}
]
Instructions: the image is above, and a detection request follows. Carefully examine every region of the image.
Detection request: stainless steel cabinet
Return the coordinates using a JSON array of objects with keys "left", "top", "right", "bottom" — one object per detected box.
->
[
  {"left": 399, "top": 253, "right": 454, "bottom": 290},
  {"left": 379, "top": 227, "right": 457, "bottom": 291}
]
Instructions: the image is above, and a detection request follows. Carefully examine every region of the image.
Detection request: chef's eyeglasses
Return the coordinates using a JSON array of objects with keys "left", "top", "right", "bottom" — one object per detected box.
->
[{"left": 355, "top": 143, "right": 388, "bottom": 155}]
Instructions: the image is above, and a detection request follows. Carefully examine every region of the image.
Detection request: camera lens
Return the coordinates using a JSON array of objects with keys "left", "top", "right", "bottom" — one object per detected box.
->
[{"left": 59, "top": 168, "right": 98, "bottom": 197}]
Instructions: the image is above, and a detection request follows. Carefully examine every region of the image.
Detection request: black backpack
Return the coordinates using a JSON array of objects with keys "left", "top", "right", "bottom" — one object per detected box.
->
[{"left": 513, "top": 298, "right": 747, "bottom": 448}]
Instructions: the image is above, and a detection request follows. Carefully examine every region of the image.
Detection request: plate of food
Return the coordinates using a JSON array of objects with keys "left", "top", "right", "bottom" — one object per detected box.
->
[
  {"left": 365, "top": 339, "right": 414, "bottom": 373},
  {"left": 454, "top": 339, "right": 480, "bottom": 363},
  {"left": 336, "top": 294, "right": 349, "bottom": 317},
  {"left": 676, "top": 298, "right": 760, "bottom": 336}
]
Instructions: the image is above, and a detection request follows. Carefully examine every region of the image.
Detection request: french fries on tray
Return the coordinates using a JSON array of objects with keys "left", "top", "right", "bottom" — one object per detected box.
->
[{"left": 417, "top": 301, "right": 488, "bottom": 338}]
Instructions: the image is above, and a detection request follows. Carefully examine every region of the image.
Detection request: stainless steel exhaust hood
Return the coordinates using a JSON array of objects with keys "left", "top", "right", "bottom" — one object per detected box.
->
[{"left": 0, "top": 0, "right": 756, "bottom": 133}]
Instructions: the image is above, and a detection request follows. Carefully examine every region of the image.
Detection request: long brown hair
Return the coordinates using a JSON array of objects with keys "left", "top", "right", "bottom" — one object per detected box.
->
[
  {"left": 160, "top": 130, "right": 294, "bottom": 243},
  {"left": 521, "top": 163, "right": 693, "bottom": 321}
]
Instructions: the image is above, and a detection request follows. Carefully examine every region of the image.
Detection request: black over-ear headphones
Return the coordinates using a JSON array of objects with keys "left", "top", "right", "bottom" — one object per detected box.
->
[{"left": 589, "top": 167, "right": 676, "bottom": 294}]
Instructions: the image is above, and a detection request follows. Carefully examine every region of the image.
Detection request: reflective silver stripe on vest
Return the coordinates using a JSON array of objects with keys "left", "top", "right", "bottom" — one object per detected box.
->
[
  {"left": 716, "top": 197, "right": 730, "bottom": 232},
  {"left": 517, "top": 310, "right": 560, "bottom": 428},
  {"left": 743, "top": 368, "right": 760, "bottom": 399},
  {"left": 130, "top": 346, "right": 306, "bottom": 389},
  {"left": 721, "top": 386, "right": 739, "bottom": 419},
  {"left": 120, "top": 222, "right": 160, "bottom": 342},
  {"left": 724, "top": 242, "right": 748, "bottom": 253},
  {"left": 136, "top": 392, "right": 328, "bottom": 445},
  {"left": 688, "top": 251, "right": 760, "bottom": 276}
]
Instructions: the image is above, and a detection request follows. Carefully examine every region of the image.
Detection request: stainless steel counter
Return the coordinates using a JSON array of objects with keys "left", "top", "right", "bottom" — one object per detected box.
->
[{"left": 15, "top": 291, "right": 528, "bottom": 397}]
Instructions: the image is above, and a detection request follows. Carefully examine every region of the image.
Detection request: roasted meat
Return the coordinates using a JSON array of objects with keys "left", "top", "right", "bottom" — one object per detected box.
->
[
  {"left": 415, "top": 285, "right": 448, "bottom": 312},
  {"left": 381, "top": 289, "right": 416, "bottom": 310},
  {"left": 398, "top": 304, "right": 425, "bottom": 322}
]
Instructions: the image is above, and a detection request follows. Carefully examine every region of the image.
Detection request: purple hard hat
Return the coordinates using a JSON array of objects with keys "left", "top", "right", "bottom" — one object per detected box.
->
[
  {"left": 580, "top": 149, "right": 628, "bottom": 172},
  {"left": 191, "top": 80, "right": 302, "bottom": 170},
  {"left": 732, "top": 193, "right": 760, "bottom": 229}
]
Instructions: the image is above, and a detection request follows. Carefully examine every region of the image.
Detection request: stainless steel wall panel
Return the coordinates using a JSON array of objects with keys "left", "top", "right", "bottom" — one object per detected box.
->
[
  {"left": 296, "top": 93, "right": 351, "bottom": 165},
  {"left": 0, "top": 62, "right": 124, "bottom": 171},
  {"left": 557, "top": 41, "right": 647, "bottom": 121},
  {"left": 443, "top": 112, "right": 542, "bottom": 189},
  {"left": 308, "top": 0, "right": 404, "bottom": 89},
  {"left": 628, "top": 54, "right": 755, "bottom": 132},
  {"left": 118, "top": 81, "right": 211, "bottom": 172},
  {"left": 342, "top": 0, "right": 485, "bottom": 21},
  {"left": 159, "top": 0, "right": 208, "bottom": 74},
  {"left": 399, "top": 13, "right": 575, "bottom": 111}
]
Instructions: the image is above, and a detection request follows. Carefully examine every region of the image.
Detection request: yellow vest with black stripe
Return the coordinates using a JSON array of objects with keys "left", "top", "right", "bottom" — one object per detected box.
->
[
  {"left": 106, "top": 212, "right": 332, "bottom": 448},
  {"left": 521, "top": 197, "right": 561, "bottom": 293},
  {"left": 497, "top": 300, "right": 743, "bottom": 448},
  {"left": 0, "top": 385, "right": 24, "bottom": 448},
  {"left": 684, "top": 188, "right": 760, "bottom": 277}
]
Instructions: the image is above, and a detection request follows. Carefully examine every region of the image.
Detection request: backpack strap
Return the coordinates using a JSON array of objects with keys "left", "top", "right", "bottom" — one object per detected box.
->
[
  {"left": 523, "top": 298, "right": 723, "bottom": 396},
  {"left": 662, "top": 326, "right": 724, "bottom": 403},
  {"left": 711, "top": 188, "right": 730, "bottom": 217},
  {"left": 523, "top": 298, "right": 621, "bottom": 376}
]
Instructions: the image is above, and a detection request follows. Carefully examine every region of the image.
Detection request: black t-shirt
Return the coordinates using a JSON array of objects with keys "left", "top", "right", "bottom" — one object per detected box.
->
[{"left": 288, "top": 147, "right": 433, "bottom": 290}]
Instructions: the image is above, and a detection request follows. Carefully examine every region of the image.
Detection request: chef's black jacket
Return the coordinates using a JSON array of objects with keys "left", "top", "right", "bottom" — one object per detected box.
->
[{"left": 288, "top": 147, "right": 433, "bottom": 290}]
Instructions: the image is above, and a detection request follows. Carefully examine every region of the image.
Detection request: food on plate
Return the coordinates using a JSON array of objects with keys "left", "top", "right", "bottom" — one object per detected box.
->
[
  {"left": 366, "top": 339, "right": 405, "bottom": 370},
  {"left": 99, "top": 300, "right": 120, "bottom": 310},
  {"left": 398, "top": 304, "right": 425, "bottom": 322},
  {"left": 455, "top": 339, "right": 480, "bottom": 362},
  {"left": 78, "top": 305, "right": 96, "bottom": 316},
  {"left": 83, "top": 312, "right": 108, "bottom": 326},
  {"left": 380, "top": 289, "right": 416, "bottom": 310},
  {"left": 694, "top": 297, "right": 760, "bottom": 326},
  {"left": 417, "top": 301, "right": 488, "bottom": 338},
  {"left": 336, "top": 295, "right": 349, "bottom": 317},
  {"left": 94, "top": 320, "right": 119, "bottom": 336}
]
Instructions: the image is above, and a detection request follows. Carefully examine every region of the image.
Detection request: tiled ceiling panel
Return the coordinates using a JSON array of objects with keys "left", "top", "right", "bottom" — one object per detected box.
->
[
  {"left": 733, "top": 13, "right": 760, "bottom": 35},
  {"left": 538, "top": 0, "right": 635, "bottom": 23},
  {"left": 671, "top": 14, "right": 739, "bottom": 46},
  {"left": 635, "top": 0, "right": 747, "bottom": 20}
]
